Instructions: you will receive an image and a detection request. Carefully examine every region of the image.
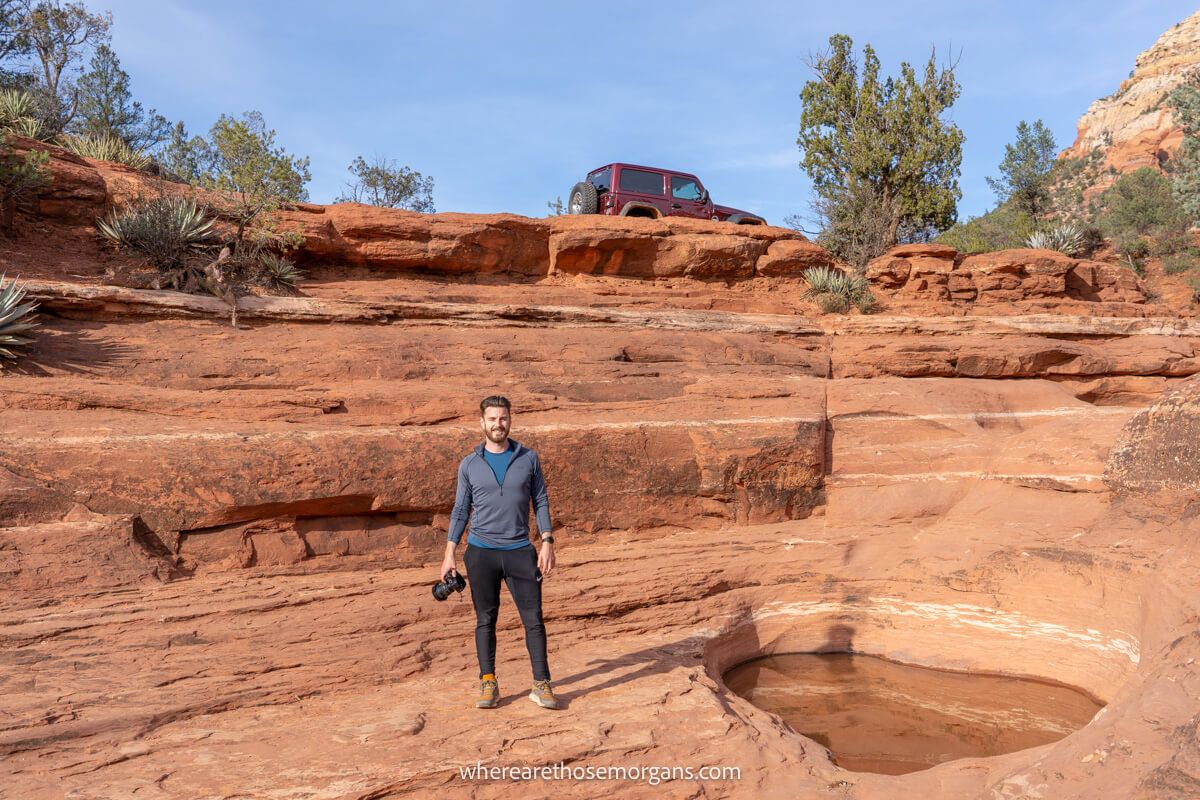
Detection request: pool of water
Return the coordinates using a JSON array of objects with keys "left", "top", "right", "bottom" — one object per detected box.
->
[{"left": 723, "top": 653, "right": 1104, "bottom": 775}]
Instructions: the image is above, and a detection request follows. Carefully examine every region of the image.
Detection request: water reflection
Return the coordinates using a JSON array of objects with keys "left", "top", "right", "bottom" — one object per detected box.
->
[{"left": 724, "top": 653, "right": 1104, "bottom": 775}]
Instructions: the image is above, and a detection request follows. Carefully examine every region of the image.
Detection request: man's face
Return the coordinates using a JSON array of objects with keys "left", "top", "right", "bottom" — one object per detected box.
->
[{"left": 481, "top": 406, "right": 511, "bottom": 443}]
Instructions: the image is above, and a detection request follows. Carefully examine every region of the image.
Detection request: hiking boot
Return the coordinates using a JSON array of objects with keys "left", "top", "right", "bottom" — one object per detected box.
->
[
  {"left": 476, "top": 676, "right": 499, "bottom": 709},
  {"left": 529, "top": 679, "right": 559, "bottom": 709}
]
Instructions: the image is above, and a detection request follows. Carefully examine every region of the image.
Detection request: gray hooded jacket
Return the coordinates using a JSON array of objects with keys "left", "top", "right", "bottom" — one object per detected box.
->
[{"left": 448, "top": 439, "right": 552, "bottom": 548}]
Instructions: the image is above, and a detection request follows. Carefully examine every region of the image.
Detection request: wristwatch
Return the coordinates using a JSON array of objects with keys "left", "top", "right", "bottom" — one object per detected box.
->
[{"left": 540, "top": 534, "right": 555, "bottom": 545}]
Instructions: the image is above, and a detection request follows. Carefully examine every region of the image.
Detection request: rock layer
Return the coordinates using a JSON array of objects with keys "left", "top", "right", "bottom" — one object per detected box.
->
[{"left": 866, "top": 244, "right": 1146, "bottom": 304}]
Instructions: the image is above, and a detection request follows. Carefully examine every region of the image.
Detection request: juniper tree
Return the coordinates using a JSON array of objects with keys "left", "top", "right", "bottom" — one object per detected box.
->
[
  {"left": 199, "top": 111, "right": 310, "bottom": 241},
  {"left": 797, "top": 34, "right": 963, "bottom": 263}
]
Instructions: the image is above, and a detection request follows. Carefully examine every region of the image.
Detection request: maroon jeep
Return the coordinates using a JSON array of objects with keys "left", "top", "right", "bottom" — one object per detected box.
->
[{"left": 567, "top": 163, "right": 766, "bottom": 225}]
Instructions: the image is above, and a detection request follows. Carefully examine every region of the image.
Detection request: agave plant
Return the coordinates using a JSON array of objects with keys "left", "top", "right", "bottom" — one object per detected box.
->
[
  {"left": 257, "top": 251, "right": 304, "bottom": 289},
  {"left": 0, "top": 273, "right": 39, "bottom": 365},
  {"left": 58, "top": 134, "right": 152, "bottom": 170},
  {"left": 1026, "top": 223, "right": 1085, "bottom": 257},
  {"left": 97, "top": 196, "right": 217, "bottom": 270},
  {"left": 801, "top": 265, "right": 876, "bottom": 313}
]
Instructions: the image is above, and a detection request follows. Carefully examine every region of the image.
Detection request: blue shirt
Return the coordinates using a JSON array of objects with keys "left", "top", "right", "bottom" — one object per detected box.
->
[
  {"left": 481, "top": 442, "right": 515, "bottom": 488},
  {"left": 451, "top": 439, "right": 551, "bottom": 550}
]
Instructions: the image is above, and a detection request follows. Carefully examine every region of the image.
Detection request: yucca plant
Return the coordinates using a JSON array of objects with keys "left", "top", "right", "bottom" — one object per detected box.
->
[
  {"left": 257, "top": 251, "right": 304, "bottom": 289},
  {"left": 1026, "top": 223, "right": 1085, "bottom": 257},
  {"left": 801, "top": 265, "right": 876, "bottom": 314},
  {"left": 97, "top": 196, "right": 217, "bottom": 272},
  {"left": 0, "top": 90, "right": 46, "bottom": 140},
  {"left": 0, "top": 273, "right": 39, "bottom": 365},
  {"left": 58, "top": 134, "right": 152, "bottom": 170}
]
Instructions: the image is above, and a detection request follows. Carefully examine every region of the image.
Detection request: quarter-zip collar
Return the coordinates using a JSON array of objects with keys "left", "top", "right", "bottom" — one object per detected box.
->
[
  {"left": 474, "top": 439, "right": 526, "bottom": 495},
  {"left": 474, "top": 438, "right": 526, "bottom": 460}
]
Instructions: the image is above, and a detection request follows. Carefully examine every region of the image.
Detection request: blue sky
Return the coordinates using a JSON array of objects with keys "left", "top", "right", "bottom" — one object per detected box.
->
[{"left": 100, "top": 1, "right": 1197, "bottom": 227}]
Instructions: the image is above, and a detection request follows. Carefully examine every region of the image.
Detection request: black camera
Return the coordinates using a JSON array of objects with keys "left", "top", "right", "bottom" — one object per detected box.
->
[{"left": 432, "top": 569, "right": 466, "bottom": 601}]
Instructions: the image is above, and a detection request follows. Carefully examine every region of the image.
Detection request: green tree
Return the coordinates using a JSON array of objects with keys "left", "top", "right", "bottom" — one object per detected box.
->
[
  {"left": 12, "top": 0, "right": 111, "bottom": 136},
  {"left": 199, "top": 111, "right": 310, "bottom": 240},
  {"left": 797, "top": 33, "right": 963, "bottom": 261},
  {"left": 70, "top": 43, "right": 168, "bottom": 151},
  {"left": 335, "top": 154, "right": 434, "bottom": 211},
  {"left": 986, "top": 119, "right": 1057, "bottom": 218},
  {"left": 1166, "top": 83, "right": 1200, "bottom": 225},
  {"left": 157, "top": 120, "right": 211, "bottom": 183},
  {"left": 0, "top": 0, "right": 29, "bottom": 85}
]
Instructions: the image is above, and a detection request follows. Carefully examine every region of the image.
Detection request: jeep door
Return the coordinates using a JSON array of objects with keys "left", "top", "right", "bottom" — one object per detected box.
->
[
  {"left": 668, "top": 174, "right": 709, "bottom": 219},
  {"left": 615, "top": 166, "right": 670, "bottom": 218}
]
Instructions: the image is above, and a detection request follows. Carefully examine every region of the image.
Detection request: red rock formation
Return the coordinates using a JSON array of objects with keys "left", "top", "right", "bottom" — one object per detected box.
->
[
  {"left": 866, "top": 244, "right": 1146, "bottom": 305},
  {"left": 1063, "top": 10, "right": 1200, "bottom": 173}
]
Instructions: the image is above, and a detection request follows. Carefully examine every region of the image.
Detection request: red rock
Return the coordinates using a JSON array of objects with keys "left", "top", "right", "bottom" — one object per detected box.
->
[
  {"left": 959, "top": 248, "right": 1073, "bottom": 301},
  {"left": 754, "top": 239, "right": 834, "bottom": 277},
  {"left": 1067, "top": 260, "right": 1146, "bottom": 303},
  {"left": 1105, "top": 373, "right": 1200, "bottom": 497},
  {"left": 866, "top": 244, "right": 956, "bottom": 296}
]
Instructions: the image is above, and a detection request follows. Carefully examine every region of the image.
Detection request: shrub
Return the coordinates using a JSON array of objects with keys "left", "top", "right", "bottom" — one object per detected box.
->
[
  {"left": 1117, "top": 237, "right": 1150, "bottom": 277},
  {"left": 815, "top": 293, "right": 850, "bottom": 313},
  {"left": 1, "top": 134, "right": 51, "bottom": 234},
  {"left": 336, "top": 155, "right": 434, "bottom": 212},
  {"left": 58, "top": 133, "right": 152, "bottom": 170},
  {"left": 0, "top": 273, "right": 39, "bottom": 365},
  {"left": 1189, "top": 274, "right": 1200, "bottom": 305},
  {"left": 1099, "top": 168, "right": 1186, "bottom": 238},
  {"left": 1046, "top": 148, "right": 1107, "bottom": 222},
  {"left": 1026, "top": 222, "right": 1085, "bottom": 257},
  {"left": 1152, "top": 230, "right": 1193, "bottom": 257},
  {"left": 802, "top": 265, "right": 876, "bottom": 314},
  {"left": 1078, "top": 226, "right": 1106, "bottom": 258},
  {"left": 936, "top": 202, "right": 1035, "bottom": 254},
  {"left": 1163, "top": 252, "right": 1197, "bottom": 275},
  {"left": 97, "top": 196, "right": 217, "bottom": 271},
  {"left": 256, "top": 251, "right": 303, "bottom": 289}
]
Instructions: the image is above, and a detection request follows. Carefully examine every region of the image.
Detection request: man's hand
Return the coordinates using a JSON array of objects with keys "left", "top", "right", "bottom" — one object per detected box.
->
[
  {"left": 538, "top": 541, "right": 555, "bottom": 578},
  {"left": 440, "top": 541, "right": 457, "bottom": 580}
]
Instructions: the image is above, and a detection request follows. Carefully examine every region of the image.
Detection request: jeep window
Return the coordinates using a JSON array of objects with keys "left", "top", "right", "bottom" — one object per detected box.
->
[
  {"left": 588, "top": 167, "right": 612, "bottom": 193},
  {"left": 670, "top": 176, "right": 702, "bottom": 201},
  {"left": 619, "top": 168, "right": 665, "bottom": 196}
]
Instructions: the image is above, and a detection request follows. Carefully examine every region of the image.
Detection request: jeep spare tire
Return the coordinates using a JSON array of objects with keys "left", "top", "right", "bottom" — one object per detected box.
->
[{"left": 568, "top": 181, "right": 598, "bottom": 214}]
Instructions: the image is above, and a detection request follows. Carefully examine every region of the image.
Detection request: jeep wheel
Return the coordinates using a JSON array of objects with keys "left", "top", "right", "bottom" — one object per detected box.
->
[{"left": 568, "top": 182, "right": 598, "bottom": 214}]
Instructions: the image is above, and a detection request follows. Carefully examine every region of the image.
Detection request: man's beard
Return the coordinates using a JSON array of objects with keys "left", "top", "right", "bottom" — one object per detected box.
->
[{"left": 486, "top": 427, "right": 508, "bottom": 443}]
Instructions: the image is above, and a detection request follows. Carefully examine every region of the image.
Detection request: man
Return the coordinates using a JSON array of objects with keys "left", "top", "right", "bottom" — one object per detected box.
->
[{"left": 440, "top": 395, "right": 558, "bottom": 709}]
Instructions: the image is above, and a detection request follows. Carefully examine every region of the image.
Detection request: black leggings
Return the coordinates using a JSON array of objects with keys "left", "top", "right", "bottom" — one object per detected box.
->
[{"left": 463, "top": 544, "right": 550, "bottom": 681}]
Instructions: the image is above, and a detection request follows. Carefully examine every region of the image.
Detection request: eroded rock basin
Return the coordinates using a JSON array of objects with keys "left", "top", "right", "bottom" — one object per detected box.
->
[{"left": 724, "top": 653, "right": 1105, "bottom": 775}]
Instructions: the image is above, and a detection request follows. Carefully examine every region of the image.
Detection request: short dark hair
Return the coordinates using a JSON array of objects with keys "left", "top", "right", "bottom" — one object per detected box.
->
[{"left": 480, "top": 395, "right": 512, "bottom": 416}]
